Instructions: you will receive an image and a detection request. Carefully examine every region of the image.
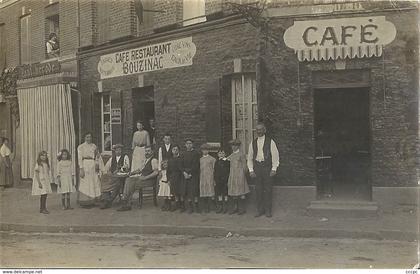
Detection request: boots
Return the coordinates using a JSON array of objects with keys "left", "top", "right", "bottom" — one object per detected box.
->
[
  {"left": 180, "top": 201, "right": 186, "bottom": 213},
  {"left": 66, "top": 195, "right": 73, "bottom": 210},
  {"left": 61, "top": 196, "right": 66, "bottom": 210},
  {"left": 188, "top": 201, "right": 194, "bottom": 214},
  {"left": 205, "top": 198, "right": 210, "bottom": 213},
  {"left": 167, "top": 199, "right": 173, "bottom": 212},
  {"left": 194, "top": 200, "right": 201, "bottom": 214},
  {"left": 40, "top": 194, "right": 49, "bottom": 214},
  {"left": 216, "top": 200, "right": 223, "bottom": 214},
  {"left": 223, "top": 200, "right": 228, "bottom": 214},
  {"left": 238, "top": 198, "right": 246, "bottom": 215},
  {"left": 161, "top": 199, "right": 169, "bottom": 211},
  {"left": 229, "top": 199, "right": 238, "bottom": 215}
]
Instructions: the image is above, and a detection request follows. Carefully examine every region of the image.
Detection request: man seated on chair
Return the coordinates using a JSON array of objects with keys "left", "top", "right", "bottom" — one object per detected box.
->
[
  {"left": 100, "top": 144, "right": 130, "bottom": 209},
  {"left": 117, "top": 145, "right": 159, "bottom": 211}
]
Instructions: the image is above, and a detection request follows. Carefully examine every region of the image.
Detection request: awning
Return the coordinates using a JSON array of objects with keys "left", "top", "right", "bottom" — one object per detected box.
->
[
  {"left": 296, "top": 44, "right": 383, "bottom": 62},
  {"left": 17, "top": 83, "right": 76, "bottom": 179}
]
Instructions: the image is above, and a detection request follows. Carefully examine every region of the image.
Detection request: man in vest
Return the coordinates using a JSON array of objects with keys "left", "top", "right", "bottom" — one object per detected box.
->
[
  {"left": 100, "top": 144, "right": 130, "bottom": 209},
  {"left": 117, "top": 146, "right": 159, "bottom": 211},
  {"left": 158, "top": 133, "right": 173, "bottom": 170},
  {"left": 247, "top": 123, "right": 280, "bottom": 218}
]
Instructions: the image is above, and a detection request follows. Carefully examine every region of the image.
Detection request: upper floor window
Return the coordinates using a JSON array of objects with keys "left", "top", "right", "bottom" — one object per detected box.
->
[
  {"left": 96, "top": 0, "right": 110, "bottom": 44},
  {"left": 46, "top": 32, "right": 60, "bottom": 59},
  {"left": 20, "top": 14, "right": 31, "bottom": 64},
  {"left": 136, "top": 0, "right": 154, "bottom": 31},
  {"left": 183, "top": 0, "right": 206, "bottom": 26}
]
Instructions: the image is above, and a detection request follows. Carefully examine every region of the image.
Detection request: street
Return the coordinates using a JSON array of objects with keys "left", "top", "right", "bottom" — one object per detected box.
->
[{"left": 0, "top": 231, "right": 417, "bottom": 268}]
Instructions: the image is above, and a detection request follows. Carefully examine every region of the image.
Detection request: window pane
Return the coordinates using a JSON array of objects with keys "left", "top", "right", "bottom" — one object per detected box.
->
[
  {"left": 103, "top": 95, "right": 110, "bottom": 112},
  {"left": 234, "top": 78, "right": 242, "bottom": 103},
  {"left": 235, "top": 103, "right": 248, "bottom": 129},
  {"left": 252, "top": 79, "right": 257, "bottom": 102},
  {"left": 183, "top": 0, "right": 206, "bottom": 26},
  {"left": 243, "top": 77, "right": 251, "bottom": 100},
  {"left": 104, "top": 133, "right": 112, "bottom": 151},
  {"left": 252, "top": 104, "right": 258, "bottom": 129}
]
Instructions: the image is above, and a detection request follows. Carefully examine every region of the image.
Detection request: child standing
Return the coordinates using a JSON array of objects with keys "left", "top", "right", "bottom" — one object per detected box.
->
[
  {"left": 214, "top": 149, "right": 230, "bottom": 214},
  {"left": 182, "top": 139, "right": 200, "bottom": 214},
  {"left": 32, "top": 151, "right": 53, "bottom": 214},
  {"left": 199, "top": 144, "right": 216, "bottom": 213},
  {"left": 167, "top": 145, "right": 185, "bottom": 212},
  {"left": 158, "top": 160, "right": 172, "bottom": 211},
  {"left": 56, "top": 149, "right": 76, "bottom": 210},
  {"left": 227, "top": 139, "right": 249, "bottom": 215}
]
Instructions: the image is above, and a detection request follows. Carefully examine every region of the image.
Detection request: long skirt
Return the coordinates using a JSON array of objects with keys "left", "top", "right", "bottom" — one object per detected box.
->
[
  {"left": 0, "top": 156, "right": 13, "bottom": 187},
  {"left": 78, "top": 159, "right": 101, "bottom": 204},
  {"left": 131, "top": 146, "right": 146, "bottom": 172}
]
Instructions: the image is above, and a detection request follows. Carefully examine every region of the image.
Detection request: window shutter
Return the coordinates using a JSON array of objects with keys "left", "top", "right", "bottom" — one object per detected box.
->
[
  {"left": 205, "top": 78, "right": 222, "bottom": 143},
  {"left": 220, "top": 76, "right": 232, "bottom": 152}
]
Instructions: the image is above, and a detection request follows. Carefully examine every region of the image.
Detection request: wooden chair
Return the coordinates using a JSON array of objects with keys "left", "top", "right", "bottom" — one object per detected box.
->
[{"left": 134, "top": 177, "right": 158, "bottom": 208}]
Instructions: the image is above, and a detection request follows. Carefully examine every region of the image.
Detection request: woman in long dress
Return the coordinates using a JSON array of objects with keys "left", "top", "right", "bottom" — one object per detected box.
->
[
  {"left": 0, "top": 137, "right": 13, "bottom": 189},
  {"left": 131, "top": 121, "right": 151, "bottom": 172},
  {"left": 77, "top": 133, "right": 102, "bottom": 208}
]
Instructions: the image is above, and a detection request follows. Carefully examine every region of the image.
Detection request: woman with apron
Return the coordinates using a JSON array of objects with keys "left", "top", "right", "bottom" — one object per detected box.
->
[
  {"left": 131, "top": 121, "right": 151, "bottom": 172},
  {"left": 77, "top": 133, "right": 103, "bottom": 208}
]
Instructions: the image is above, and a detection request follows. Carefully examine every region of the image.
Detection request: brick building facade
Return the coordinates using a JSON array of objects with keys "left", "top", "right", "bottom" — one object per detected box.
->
[{"left": 78, "top": 0, "right": 418, "bottom": 207}]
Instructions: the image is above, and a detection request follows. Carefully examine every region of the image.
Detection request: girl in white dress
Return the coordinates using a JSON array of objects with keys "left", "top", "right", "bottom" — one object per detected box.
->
[
  {"left": 57, "top": 149, "right": 76, "bottom": 210},
  {"left": 158, "top": 160, "right": 172, "bottom": 211},
  {"left": 32, "top": 151, "right": 53, "bottom": 214}
]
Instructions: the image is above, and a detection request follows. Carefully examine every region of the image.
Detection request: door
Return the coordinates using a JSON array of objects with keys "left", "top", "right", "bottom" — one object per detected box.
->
[
  {"left": 132, "top": 86, "right": 155, "bottom": 137},
  {"left": 314, "top": 87, "right": 371, "bottom": 201}
]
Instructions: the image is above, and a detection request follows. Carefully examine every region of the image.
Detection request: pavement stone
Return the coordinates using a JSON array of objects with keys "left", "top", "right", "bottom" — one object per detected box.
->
[{"left": 0, "top": 187, "right": 417, "bottom": 241}]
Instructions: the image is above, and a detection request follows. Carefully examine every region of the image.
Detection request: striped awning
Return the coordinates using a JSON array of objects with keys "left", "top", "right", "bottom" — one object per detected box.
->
[
  {"left": 17, "top": 84, "right": 76, "bottom": 179},
  {"left": 296, "top": 44, "right": 383, "bottom": 62}
]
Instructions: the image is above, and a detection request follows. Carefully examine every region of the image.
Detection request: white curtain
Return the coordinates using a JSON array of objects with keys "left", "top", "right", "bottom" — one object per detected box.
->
[{"left": 17, "top": 84, "right": 76, "bottom": 180}]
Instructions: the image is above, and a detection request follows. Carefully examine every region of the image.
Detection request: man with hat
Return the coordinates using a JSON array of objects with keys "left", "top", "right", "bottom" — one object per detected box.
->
[
  {"left": 247, "top": 123, "right": 279, "bottom": 217},
  {"left": 100, "top": 144, "right": 130, "bottom": 209}
]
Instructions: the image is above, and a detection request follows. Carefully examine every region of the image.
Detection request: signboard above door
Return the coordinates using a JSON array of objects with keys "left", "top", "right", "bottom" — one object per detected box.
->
[
  {"left": 284, "top": 16, "right": 396, "bottom": 62},
  {"left": 97, "top": 37, "right": 196, "bottom": 79}
]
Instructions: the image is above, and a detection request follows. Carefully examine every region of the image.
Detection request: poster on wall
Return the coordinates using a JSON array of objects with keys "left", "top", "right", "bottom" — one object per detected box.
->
[
  {"left": 97, "top": 37, "right": 197, "bottom": 79},
  {"left": 111, "top": 108, "right": 121, "bottom": 124}
]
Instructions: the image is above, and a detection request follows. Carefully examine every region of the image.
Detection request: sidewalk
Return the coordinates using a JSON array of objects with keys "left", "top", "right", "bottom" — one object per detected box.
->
[{"left": 0, "top": 187, "right": 418, "bottom": 241}]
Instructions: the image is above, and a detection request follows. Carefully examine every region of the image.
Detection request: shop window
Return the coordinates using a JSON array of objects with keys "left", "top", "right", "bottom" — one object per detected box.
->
[
  {"left": 20, "top": 14, "right": 31, "bottom": 64},
  {"left": 101, "top": 94, "right": 112, "bottom": 153},
  {"left": 231, "top": 74, "right": 257, "bottom": 153},
  {"left": 45, "top": 15, "right": 60, "bottom": 59},
  {"left": 183, "top": 0, "right": 206, "bottom": 26}
]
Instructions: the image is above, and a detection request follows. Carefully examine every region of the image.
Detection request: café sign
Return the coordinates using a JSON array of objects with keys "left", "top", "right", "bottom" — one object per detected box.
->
[
  {"left": 284, "top": 16, "right": 396, "bottom": 62},
  {"left": 98, "top": 37, "right": 197, "bottom": 79},
  {"left": 18, "top": 60, "right": 61, "bottom": 80}
]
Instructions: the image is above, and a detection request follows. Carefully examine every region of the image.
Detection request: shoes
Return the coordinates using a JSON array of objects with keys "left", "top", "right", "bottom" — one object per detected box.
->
[
  {"left": 223, "top": 201, "right": 228, "bottom": 214},
  {"left": 180, "top": 201, "right": 186, "bottom": 213},
  {"left": 66, "top": 206, "right": 74, "bottom": 210},
  {"left": 117, "top": 205, "right": 132, "bottom": 211},
  {"left": 40, "top": 209, "right": 50, "bottom": 214},
  {"left": 100, "top": 202, "right": 111, "bottom": 210},
  {"left": 265, "top": 212, "right": 272, "bottom": 218},
  {"left": 216, "top": 201, "right": 223, "bottom": 214},
  {"left": 237, "top": 199, "right": 246, "bottom": 215},
  {"left": 254, "top": 211, "right": 265, "bottom": 218}
]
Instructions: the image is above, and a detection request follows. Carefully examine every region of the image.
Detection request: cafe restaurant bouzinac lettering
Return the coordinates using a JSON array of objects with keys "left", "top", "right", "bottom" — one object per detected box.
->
[
  {"left": 98, "top": 37, "right": 197, "bottom": 79},
  {"left": 284, "top": 16, "right": 396, "bottom": 61}
]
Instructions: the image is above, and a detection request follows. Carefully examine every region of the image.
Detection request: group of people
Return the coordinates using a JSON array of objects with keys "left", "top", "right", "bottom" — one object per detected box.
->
[{"left": 28, "top": 121, "right": 279, "bottom": 218}]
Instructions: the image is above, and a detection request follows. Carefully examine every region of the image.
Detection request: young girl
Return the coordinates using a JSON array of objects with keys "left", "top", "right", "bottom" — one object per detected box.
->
[
  {"left": 214, "top": 149, "right": 230, "bottom": 214},
  {"left": 0, "top": 137, "right": 13, "bottom": 189},
  {"left": 167, "top": 145, "right": 185, "bottom": 212},
  {"left": 199, "top": 144, "right": 216, "bottom": 213},
  {"left": 56, "top": 149, "right": 76, "bottom": 210},
  {"left": 158, "top": 160, "right": 172, "bottom": 211},
  {"left": 227, "top": 139, "right": 249, "bottom": 215},
  {"left": 32, "top": 151, "right": 53, "bottom": 214}
]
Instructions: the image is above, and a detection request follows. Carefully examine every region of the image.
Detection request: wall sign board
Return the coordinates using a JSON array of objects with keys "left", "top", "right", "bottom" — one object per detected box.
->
[
  {"left": 98, "top": 37, "right": 197, "bottom": 79},
  {"left": 284, "top": 16, "right": 397, "bottom": 61}
]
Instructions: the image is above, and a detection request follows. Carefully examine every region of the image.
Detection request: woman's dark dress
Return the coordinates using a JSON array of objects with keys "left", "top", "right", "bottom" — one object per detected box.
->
[
  {"left": 167, "top": 155, "right": 185, "bottom": 196},
  {"left": 182, "top": 150, "right": 200, "bottom": 200},
  {"left": 214, "top": 158, "right": 230, "bottom": 196}
]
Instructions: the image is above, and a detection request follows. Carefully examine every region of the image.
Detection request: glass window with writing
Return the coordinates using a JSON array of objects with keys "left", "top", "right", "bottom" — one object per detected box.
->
[
  {"left": 101, "top": 95, "right": 112, "bottom": 153},
  {"left": 232, "top": 74, "right": 257, "bottom": 153}
]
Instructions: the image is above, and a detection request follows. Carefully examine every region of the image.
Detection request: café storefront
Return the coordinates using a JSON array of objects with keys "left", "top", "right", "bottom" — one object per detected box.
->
[{"left": 79, "top": 3, "right": 418, "bottom": 210}]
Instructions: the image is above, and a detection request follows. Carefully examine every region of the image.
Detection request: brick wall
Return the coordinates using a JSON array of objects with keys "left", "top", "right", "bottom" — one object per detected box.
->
[
  {"left": 0, "top": 0, "right": 80, "bottom": 65},
  {"left": 109, "top": 0, "right": 136, "bottom": 41},
  {"left": 79, "top": 18, "right": 257, "bottom": 157},
  {"left": 79, "top": 0, "right": 96, "bottom": 47},
  {"left": 259, "top": 10, "right": 418, "bottom": 187}
]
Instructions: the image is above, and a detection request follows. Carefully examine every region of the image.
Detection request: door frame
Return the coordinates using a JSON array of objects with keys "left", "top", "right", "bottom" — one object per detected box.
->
[{"left": 312, "top": 69, "right": 373, "bottom": 201}]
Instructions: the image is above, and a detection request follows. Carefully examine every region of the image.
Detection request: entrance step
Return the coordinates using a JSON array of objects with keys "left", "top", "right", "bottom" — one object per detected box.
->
[{"left": 307, "top": 200, "right": 378, "bottom": 218}]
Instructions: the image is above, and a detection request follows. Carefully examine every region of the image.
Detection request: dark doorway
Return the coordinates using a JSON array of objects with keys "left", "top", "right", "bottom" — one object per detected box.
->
[
  {"left": 132, "top": 86, "right": 155, "bottom": 132},
  {"left": 314, "top": 88, "right": 371, "bottom": 201}
]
